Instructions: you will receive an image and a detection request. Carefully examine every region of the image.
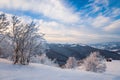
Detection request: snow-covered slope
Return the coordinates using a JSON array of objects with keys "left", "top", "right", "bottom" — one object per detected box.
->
[{"left": 0, "top": 58, "right": 120, "bottom": 80}]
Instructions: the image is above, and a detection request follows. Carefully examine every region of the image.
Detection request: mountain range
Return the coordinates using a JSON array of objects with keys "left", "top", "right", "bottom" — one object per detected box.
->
[{"left": 46, "top": 43, "right": 120, "bottom": 65}]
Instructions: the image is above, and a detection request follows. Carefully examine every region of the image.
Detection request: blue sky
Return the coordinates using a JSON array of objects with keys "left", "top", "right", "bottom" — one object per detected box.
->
[{"left": 0, "top": 0, "right": 120, "bottom": 44}]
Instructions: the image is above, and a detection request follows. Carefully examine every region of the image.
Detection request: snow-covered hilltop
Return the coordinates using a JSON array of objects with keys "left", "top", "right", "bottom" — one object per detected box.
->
[{"left": 0, "top": 58, "right": 120, "bottom": 80}]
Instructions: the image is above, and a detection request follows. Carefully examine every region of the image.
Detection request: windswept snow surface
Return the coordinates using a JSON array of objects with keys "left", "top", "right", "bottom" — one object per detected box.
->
[{"left": 0, "top": 58, "right": 120, "bottom": 80}]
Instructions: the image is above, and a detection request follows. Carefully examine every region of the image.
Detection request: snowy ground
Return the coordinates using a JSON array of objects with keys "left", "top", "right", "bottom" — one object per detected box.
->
[{"left": 0, "top": 58, "right": 120, "bottom": 80}]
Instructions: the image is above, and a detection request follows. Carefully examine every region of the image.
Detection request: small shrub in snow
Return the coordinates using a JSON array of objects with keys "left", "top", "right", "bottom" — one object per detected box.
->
[
  {"left": 83, "top": 52, "right": 106, "bottom": 73},
  {"left": 65, "top": 57, "right": 77, "bottom": 69},
  {"left": 30, "top": 54, "right": 58, "bottom": 67}
]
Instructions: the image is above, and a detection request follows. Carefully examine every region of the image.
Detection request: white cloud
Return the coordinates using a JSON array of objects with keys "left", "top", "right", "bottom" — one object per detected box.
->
[
  {"left": 91, "top": 15, "right": 110, "bottom": 28},
  {"left": 0, "top": 0, "right": 79, "bottom": 23},
  {"left": 110, "top": 8, "right": 120, "bottom": 17},
  {"left": 104, "top": 19, "right": 120, "bottom": 32}
]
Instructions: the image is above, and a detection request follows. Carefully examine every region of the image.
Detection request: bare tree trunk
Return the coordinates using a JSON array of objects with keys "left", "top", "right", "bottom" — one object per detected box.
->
[{"left": 13, "top": 50, "right": 19, "bottom": 64}]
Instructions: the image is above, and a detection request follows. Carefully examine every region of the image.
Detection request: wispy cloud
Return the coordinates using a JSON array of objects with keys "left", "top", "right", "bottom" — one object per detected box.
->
[
  {"left": 84, "top": 0, "right": 109, "bottom": 13},
  {"left": 0, "top": 0, "right": 79, "bottom": 23},
  {"left": 78, "top": 15, "right": 111, "bottom": 29}
]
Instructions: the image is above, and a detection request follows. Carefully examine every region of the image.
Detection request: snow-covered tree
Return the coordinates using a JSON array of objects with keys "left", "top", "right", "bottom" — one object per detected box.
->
[
  {"left": 29, "top": 34, "right": 47, "bottom": 56},
  {"left": 65, "top": 57, "right": 77, "bottom": 69},
  {"left": 0, "top": 36, "right": 13, "bottom": 58},
  {"left": 0, "top": 13, "right": 9, "bottom": 42},
  {"left": 0, "top": 13, "right": 10, "bottom": 57},
  {"left": 83, "top": 52, "right": 106, "bottom": 73},
  {"left": 7, "top": 16, "right": 46, "bottom": 65}
]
